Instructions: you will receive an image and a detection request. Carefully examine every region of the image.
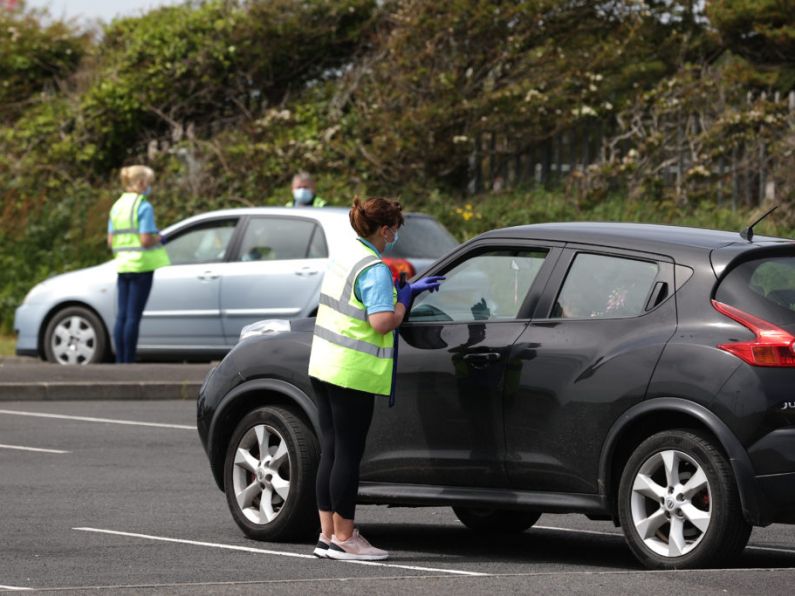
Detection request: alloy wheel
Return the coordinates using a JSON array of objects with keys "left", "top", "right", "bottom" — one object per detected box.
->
[
  {"left": 231, "top": 424, "right": 291, "bottom": 525},
  {"left": 629, "top": 449, "right": 712, "bottom": 557}
]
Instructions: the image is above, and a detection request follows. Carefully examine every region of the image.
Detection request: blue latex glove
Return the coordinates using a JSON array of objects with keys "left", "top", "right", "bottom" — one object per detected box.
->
[
  {"left": 396, "top": 280, "right": 413, "bottom": 309},
  {"left": 410, "top": 275, "right": 445, "bottom": 297}
]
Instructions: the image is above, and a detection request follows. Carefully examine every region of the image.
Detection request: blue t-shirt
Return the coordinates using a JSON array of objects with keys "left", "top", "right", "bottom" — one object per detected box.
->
[
  {"left": 354, "top": 239, "right": 395, "bottom": 315},
  {"left": 108, "top": 196, "right": 158, "bottom": 234}
]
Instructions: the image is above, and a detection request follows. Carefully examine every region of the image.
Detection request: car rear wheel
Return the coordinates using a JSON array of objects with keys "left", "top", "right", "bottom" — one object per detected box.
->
[
  {"left": 43, "top": 306, "right": 108, "bottom": 365},
  {"left": 618, "top": 429, "right": 751, "bottom": 569},
  {"left": 224, "top": 406, "right": 319, "bottom": 541},
  {"left": 453, "top": 507, "right": 541, "bottom": 534}
]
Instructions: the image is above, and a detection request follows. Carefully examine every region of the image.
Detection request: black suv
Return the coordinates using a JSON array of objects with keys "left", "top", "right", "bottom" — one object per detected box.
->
[{"left": 198, "top": 222, "right": 795, "bottom": 569}]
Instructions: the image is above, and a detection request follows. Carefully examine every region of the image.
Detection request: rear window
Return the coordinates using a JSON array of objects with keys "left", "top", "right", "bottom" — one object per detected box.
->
[
  {"left": 386, "top": 217, "right": 458, "bottom": 259},
  {"left": 715, "top": 254, "right": 795, "bottom": 329}
]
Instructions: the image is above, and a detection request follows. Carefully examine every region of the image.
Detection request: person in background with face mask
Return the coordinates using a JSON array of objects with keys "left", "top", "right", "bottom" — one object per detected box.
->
[
  {"left": 308, "top": 197, "right": 444, "bottom": 561},
  {"left": 107, "top": 165, "right": 170, "bottom": 363},
  {"left": 286, "top": 171, "right": 327, "bottom": 207}
]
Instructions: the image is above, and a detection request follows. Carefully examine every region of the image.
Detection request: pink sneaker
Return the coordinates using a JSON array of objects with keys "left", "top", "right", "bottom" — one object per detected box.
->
[
  {"left": 327, "top": 529, "right": 388, "bottom": 561},
  {"left": 313, "top": 532, "right": 331, "bottom": 558}
]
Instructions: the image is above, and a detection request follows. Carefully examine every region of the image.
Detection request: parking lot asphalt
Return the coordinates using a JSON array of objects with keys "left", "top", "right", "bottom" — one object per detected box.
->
[
  {"left": 2, "top": 399, "right": 795, "bottom": 595},
  {"left": 0, "top": 357, "right": 213, "bottom": 401}
]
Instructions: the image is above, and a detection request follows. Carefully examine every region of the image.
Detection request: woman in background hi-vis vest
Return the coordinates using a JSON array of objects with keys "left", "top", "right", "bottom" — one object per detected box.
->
[
  {"left": 308, "top": 197, "right": 444, "bottom": 561},
  {"left": 107, "top": 165, "right": 170, "bottom": 363}
]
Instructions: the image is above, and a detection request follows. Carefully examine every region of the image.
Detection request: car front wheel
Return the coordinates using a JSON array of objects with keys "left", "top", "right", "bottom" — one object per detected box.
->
[
  {"left": 453, "top": 507, "right": 541, "bottom": 534},
  {"left": 224, "top": 406, "right": 319, "bottom": 541},
  {"left": 43, "top": 306, "right": 108, "bottom": 365},
  {"left": 618, "top": 429, "right": 751, "bottom": 569}
]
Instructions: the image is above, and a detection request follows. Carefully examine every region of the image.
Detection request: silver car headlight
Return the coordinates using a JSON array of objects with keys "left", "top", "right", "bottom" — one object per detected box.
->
[{"left": 239, "top": 319, "right": 292, "bottom": 341}]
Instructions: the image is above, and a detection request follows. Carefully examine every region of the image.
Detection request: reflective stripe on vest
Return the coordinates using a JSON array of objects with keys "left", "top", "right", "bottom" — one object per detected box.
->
[
  {"left": 316, "top": 254, "right": 381, "bottom": 321},
  {"left": 308, "top": 239, "right": 396, "bottom": 396},
  {"left": 313, "top": 325, "right": 395, "bottom": 359}
]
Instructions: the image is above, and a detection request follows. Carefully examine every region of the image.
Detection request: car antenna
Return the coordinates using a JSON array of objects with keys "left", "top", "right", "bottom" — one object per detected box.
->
[{"left": 740, "top": 204, "right": 779, "bottom": 242}]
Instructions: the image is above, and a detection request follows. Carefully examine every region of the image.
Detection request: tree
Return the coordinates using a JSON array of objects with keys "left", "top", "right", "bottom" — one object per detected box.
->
[
  {"left": 0, "top": 2, "right": 88, "bottom": 122},
  {"left": 347, "top": 0, "right": 716, "bottom": 190},
  {"left": 708, "top": 0, "right": 795, "bottom": 65}
]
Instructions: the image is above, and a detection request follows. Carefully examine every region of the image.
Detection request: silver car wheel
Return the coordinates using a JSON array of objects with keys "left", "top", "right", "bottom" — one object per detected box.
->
[
  {"left": 231, "top": 424, "right": 291, "bottom": 525},
  {"left": 630, "top": 449, "right": 712, "bottom": 558},
  {"left": 51, "top": 315, "right": 98, "bottom": 365}
]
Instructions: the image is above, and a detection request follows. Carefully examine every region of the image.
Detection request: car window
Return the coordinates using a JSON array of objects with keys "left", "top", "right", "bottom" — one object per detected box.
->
[
  {"left": 307, "top": 225, "right": 329, "bottom": 258},
  {"left": 385, "top": 216, "right": 459, "bottom": 259},
  {"left": 237, "top": 218, "right": 320, "bottom": 261},
  {"left": 551, "top": 253, "right": 659, "bottom": 319},
  {"left": 165, "top": 219, "right": 237, "bottom": 265},
  {"left": 715, "top": 253, "right": 795, "bottom": 328},
  {"left": 410, "top": 249, "right": 548, "bottom": 322}
]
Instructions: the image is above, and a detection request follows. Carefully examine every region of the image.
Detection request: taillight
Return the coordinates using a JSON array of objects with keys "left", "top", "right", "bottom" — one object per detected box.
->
[
  {"left": 712, "top": 299, "right": 795, "bottom": 367},
  {"left": 382, "top": 258, "right": 415, "bottom": 283}
]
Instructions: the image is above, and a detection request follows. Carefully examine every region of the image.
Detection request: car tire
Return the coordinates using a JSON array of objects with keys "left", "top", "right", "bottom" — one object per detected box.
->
[
  {"left": 453, "top": 507, "right": 541, "bottom": 534},
  {"left": 43, "top": 306, "right": 108, "bottom": 365},
  {"left": 617, "top": 429, "right": 751, "bottom": 570},
  {"left": 224, "top": 406, "right": 319, "bottom": 541}
]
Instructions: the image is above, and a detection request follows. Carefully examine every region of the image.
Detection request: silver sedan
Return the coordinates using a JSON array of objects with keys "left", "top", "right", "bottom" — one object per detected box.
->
[{"left": 14, "top": 207, "right": 457, "bottom": 364}]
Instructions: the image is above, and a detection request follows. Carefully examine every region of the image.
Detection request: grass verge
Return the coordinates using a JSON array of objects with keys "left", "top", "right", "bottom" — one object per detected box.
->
[{"left": 0, "top": 334, "right": 16, "bottom": 357}]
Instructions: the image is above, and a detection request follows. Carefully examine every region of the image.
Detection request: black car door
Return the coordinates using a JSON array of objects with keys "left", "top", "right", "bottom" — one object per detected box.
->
[
  {"left": 503, "top": 246, "right": 678, "bottom": 494},
  {"left": 360, "top": 241, "right": 562, "bottom": 488}
]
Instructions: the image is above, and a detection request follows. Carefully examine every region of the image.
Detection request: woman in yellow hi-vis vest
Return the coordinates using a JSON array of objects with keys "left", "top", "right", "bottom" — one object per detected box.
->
[
  {"left": 107, "top": 165, "right": 170, "bottom": 363},
  {"left": 308, "top": 197, "right": 444, "bottom": 561}
]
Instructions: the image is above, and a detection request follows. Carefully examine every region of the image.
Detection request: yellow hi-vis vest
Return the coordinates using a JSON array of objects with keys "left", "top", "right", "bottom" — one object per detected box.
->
[
  {"left": 308, "top": 239, "right": 397, "bottom": 396},
  {"left": 109, "top": 193, "right": 170, "bottom": 273},
  {"left": 284, "top": 196, "right": 327, "bottom": 207}
]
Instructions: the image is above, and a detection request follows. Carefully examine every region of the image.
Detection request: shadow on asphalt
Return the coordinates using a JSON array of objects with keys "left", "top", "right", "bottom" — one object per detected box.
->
[
  {"left": 354, "top": 522, "right": 638, "bottom": 569},
  {"left": 350, "top": 522, "right": 795, "bottom": 571}
]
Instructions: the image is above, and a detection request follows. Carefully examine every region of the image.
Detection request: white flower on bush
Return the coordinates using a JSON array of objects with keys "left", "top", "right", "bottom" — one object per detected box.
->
[
  {"left": 524, "top": 89, "right": 545, "bottom": 102},
  {"left": 687, "top": 165, "right": 711, "bottom": 178},
  {"left": 572, "top": 105, "right": 597, "bottom": 117},
  {"left": 622, "top": 149, "right": 640, "bottom": 165}
]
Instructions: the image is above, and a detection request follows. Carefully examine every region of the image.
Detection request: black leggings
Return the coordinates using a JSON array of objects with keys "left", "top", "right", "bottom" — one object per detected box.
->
[{"left": 313, "top": 379, "right": 375, "bottom": 520}]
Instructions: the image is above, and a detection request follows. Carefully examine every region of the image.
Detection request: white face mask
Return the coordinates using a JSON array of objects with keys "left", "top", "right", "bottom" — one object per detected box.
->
[
  {"left": 385, "top": 227, "right": 399, "bottom": 251},
  {"left": 293, "top": 188, "right": 314, "bottom": 204}
]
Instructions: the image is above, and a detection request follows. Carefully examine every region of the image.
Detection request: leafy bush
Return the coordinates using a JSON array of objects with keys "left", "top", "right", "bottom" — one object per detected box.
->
[
  {"left": 2, "top": 0, "right": 795, "bottom": 335},
  {"left": 0, "top": 3, "right": 88, "bottom": 122},
  {"left": 74, "top": 0, "right": 376, "bottom": 171}
]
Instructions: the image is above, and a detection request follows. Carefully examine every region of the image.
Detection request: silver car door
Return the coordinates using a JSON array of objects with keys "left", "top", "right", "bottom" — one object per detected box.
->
[
  {"left": 138, "top": 218, "right": 238, "bottom": 350},
  {"left": 220, "top": 216, "right": 327, "bottom": 344}
]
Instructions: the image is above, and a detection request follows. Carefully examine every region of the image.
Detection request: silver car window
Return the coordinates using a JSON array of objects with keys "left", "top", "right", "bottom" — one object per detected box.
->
[
  {"left": 165, "top": 219, "right": 237, "bottom": 265},
  {"left": 237, "top": 218, "right": 319, "bottom": 261}
]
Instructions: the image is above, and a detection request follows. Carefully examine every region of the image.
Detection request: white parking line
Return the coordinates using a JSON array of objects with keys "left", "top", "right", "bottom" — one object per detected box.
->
[
  {"left": 535, "top": 525, "right": 795, "bottom": 556},
  {"left": 73, "top": 527, "right": 488, "bottom": 577},
  {"left": 0, "top": 443, "right": 70, "bottom": 454},
  {"left": 0, "top": 409, "right": 195, "bottom": 430},
  {"left": 0, "top": 586, "right": 32, "bottom": 591}
]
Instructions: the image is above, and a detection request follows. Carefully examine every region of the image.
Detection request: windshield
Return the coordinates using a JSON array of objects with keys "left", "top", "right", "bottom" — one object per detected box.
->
[
  {"left": 385, "top": 216, "right": 458, "bottom": 259},
  {"left": 715, "top": 253, "right": 795, "bottom": 331}
]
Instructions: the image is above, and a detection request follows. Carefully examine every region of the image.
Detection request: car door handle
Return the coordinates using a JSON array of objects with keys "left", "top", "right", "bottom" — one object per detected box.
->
[
  {"left": 462, "top": 352, "right": 501, "bottom": 368},
  {"left": 197, "top": 270, "right": 220, "bottom": 281},
  {"left": 295, "top": 267, "right": 320, "bottom": 277}
]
